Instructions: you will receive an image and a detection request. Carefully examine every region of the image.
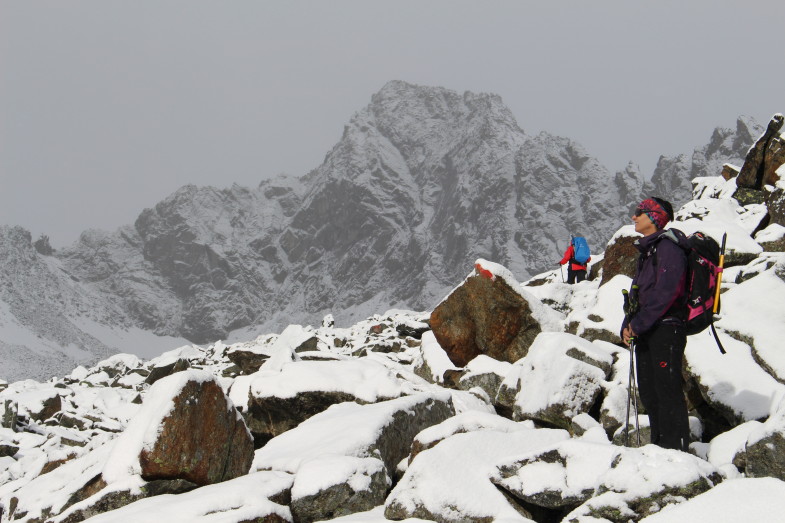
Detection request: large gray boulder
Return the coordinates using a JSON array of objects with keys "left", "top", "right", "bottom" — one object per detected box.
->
[
  {"left": 453, "top": 355, "right": 513, "bottom": 408},
  {"left": 289, "top": 456, "right": 390, "bottom": 522},
  {"left": 501, "top": 333, "right": 612, "bottom": 430},
  {"left": 492, "top": 441, "right": 722, "bottom": 522},
  {"left": 54, "top": 472, "right": 293, "bottom": 523},
  {"left": 385, "top": 428, "right": 569, "bottom": 521},
  {"left": 558, "top": 443, "right": 722, "bottom": 522},
  {"left": 408, "top": 410, "right": 532, "bottom": 464},
  {"left": 253, "top": 392, "right": 455, "bottom": 479},
  {"left": 245, "top": 359, "right": 404, "bottom": 446},
  {"left": 745, "top": 409, "right": 785, "bottom": 481}
]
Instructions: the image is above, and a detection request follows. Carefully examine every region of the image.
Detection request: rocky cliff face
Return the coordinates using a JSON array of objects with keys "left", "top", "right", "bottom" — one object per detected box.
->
[
  {"left": 0, "top": 81, "right": 768, "bottom": 380},
  {"left": 647, "top": 116, "right": 763, "bottom": 206}
]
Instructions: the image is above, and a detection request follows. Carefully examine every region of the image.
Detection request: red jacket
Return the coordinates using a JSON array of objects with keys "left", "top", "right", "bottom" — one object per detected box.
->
[{"left": 559, "top": 245, "right": 591, "bottom": 271}]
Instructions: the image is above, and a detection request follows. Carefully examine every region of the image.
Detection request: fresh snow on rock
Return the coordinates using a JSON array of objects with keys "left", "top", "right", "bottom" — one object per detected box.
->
[{"left": 639, "top": 477, "right": 785, "bottom": 522}]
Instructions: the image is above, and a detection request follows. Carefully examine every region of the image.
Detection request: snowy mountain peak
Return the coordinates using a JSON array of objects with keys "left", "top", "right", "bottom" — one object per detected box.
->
[{"left": 0, "top": 83, "right": 769, "bottom": 381}]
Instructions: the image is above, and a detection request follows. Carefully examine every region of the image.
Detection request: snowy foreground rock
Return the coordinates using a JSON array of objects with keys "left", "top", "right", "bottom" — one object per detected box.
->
[{"left": 2, "top": 173, "right": 785, "bottom": 522}]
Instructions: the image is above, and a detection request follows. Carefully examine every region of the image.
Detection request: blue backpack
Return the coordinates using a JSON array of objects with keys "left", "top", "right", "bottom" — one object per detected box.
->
[{"left": 571, "top": 236, "right": 590, "bottom": 264}]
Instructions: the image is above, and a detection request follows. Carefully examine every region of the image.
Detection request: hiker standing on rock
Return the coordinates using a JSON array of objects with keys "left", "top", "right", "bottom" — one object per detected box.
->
[
  {"left": 621, "top": 197, "right": 690, "bottom": 452},
  {"left": 558, "top": 235, "right": 591, "bottom": 284}
]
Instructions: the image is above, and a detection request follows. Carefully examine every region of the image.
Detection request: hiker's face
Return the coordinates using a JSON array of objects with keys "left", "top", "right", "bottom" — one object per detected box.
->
[{"left": 632, "top": 210, "right": 657, "bottom": 236}]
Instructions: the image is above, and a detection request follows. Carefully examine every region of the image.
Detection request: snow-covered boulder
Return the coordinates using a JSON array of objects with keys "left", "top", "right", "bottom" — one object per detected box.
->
[
  {"left": 673, "top": 199, "right": 764, "bottom": 267},
  {"left": 562, "top": 444, "right": 723, "bottom": 522},
  {"left": 745, "top": 407, "right": 785, "bottom": 481},
  {"left": 767, "top": 180, "right": 785, "bottom": 227},
  {"left": 698, "top": 420, "right": 763, "bottom": 475},
  {"left": 684, "top": 329, "right": 785, "bottom": 430},
  {"left": 253, "top": 392, "right": 454, "bottom": 479},
  {"left": 0, "top": 382, "right": 62, "bottom": 424},
  {"left": 384, "top": 428, "right": 569, "bottom": 521},
  {"left": 289, "top": 455, "right": 390, "bottom": 522},
  {"left": 91, "top": 354, "right": 143, "bottom": 380},
  {"left": 3, "top": 437, "right": 119, "bottom": 523},
  {"left": 0, "top": 443, "right": 18, "bottom": 458},
  {"left": 565, "top": 274, "right": 630, "bottom": 345},
  {"left": 491, "top": 440, "right": 619, "bottom": 511},
  {"left": 408, "top": 411, "right": 533, "bottom": 463},
  {"left": 501, "top": 332, "right": 612, "bottom": 430},
  {"left": 104, "top": 370, "right": 253, "bottom": 487},
  {"left": 225, "top": 334, "right": 278, "bottom": 375},
  {"left": 611, "top": 415, "right": 653, "bottom": 448},
  {"left": 639, "top": 477, "right": 785, "bottom": 522},
  {"left": 412, "top": 331, "right": 459, "bottom": 384},
  {"left": 57, "top": 471, "right": 294, "bottom": 523},
  {"left": 452, "top": 355, "right": 513, "bottom": 405},
  {"left": 430, "top": 259, "right": 562, "bottom": 367},
  {"left": 245, "top": 359, "right": 404, "bottom": 445},
  {"left": 716, "top": 270, "right": 785, "bottom": 383},
  {"left": 756, "top": 223, "right": 785, "bottom": 252}
]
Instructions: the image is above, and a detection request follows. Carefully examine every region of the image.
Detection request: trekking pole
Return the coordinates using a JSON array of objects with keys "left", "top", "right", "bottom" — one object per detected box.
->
[
  {"left": 624, "top": 335, "right": 641, "bottom": 447},
  {"left": 712, "top": 233, "right": 727, "bottom": 314},
  {"left": 629, "top": 337, "right": 641, "bottom": 447},
  {"left": 624, "top": 340, "right": 632, "bottom": 447},
  {"left": 707, "top": 233, "right": 729, "bottom": 355},
  {"left": 622, "top": 285, "right": 641, "bottom": 447}
]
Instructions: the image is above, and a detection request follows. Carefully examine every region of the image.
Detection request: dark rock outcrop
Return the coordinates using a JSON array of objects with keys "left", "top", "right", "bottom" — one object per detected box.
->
[
  {"left": 0, "top": 444, "right": 18, "bottom": 458},
  {"left": 599, "top": 234, "right": 639, "bottom": 286},
  {"left": 226, "top": 349, "right": 270, "bottom": 375},
  {"left": 746, "top": 428, "right": 785, "bottom": 481},
  {"left": 767, "top": 183, "right": 785, "bottom": 228},
  {"left": 245, "top": 390, "right": 358, "bottom": 447},
  {"left": 28, "top": 390, "right": 62, "bottom": 422},
  {"left": 144, "top": 358, "right": 190, "bottom": 385},
  {"left": 736, "top": 114, "right": 784, "bottom": 189}
]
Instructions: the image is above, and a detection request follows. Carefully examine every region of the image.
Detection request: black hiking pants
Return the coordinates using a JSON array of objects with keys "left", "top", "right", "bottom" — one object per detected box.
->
[
  {"left": 567, "top": 267, "right": 586, "bottom": 284},
  {"left": 634, "top": 322, "right": 690, "bottom": 452}
]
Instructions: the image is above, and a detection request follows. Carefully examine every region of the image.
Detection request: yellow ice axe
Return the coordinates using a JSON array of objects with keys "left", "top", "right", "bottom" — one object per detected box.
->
[{"left": 712, "top": 233, "right": 727, "bottom": 314}]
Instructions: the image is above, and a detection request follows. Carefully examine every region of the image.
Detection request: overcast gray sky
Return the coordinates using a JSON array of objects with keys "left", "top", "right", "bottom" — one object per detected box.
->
[{"left": 2, "top": 1, "right": 784, "bottom": 247}]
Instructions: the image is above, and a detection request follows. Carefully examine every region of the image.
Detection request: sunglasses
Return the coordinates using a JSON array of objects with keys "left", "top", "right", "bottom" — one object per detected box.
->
[{"left": 634, "top": 209, "right": 644, "bottom": 217}]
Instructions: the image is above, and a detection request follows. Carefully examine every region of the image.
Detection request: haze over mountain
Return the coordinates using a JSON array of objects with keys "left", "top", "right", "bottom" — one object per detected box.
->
[{"left": 0, "top": 81, "right": 764, "bottom": 381}]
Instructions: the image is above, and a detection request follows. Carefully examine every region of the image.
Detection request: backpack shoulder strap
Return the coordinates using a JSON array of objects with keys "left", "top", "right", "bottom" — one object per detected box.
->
[
  {"left": 659, "top": 229, "right": 688, "bottom": 248},
  {"left": 710, "top": 323, "right": 727, "bottom": 354}
]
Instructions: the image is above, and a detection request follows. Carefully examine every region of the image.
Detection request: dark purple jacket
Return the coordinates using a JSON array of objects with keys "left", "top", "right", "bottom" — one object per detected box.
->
[{"left": 622, "top": 229, "right": 687, "bottom": 336}]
